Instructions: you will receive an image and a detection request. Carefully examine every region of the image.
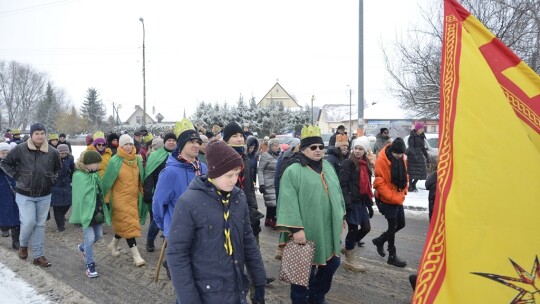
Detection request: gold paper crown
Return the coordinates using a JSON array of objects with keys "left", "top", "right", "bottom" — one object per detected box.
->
[
  {"left": 300, "top": 125, "right": 322, "bottom": 139},
  {"left": 143, "top": 133, "right": 154, "bottom": 144},
  {"left": 93, "top": 131, "right": 105, "bottom": 140},
  {"left": 174, "top": 118, "right": 195, "bottom": 137},
  {"left": 12, "top": 129, "right": 20, "bottom": 134},
  {"left": 48, "top": 133, "right": 59, "bottom": 140}
]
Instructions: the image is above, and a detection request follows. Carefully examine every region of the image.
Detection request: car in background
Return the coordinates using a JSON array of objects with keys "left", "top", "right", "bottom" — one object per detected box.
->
[
  {"left": 275, "top": 134, "right": 294, "bottom": 151},
  {"left": 404, "top": 133, "right": 439, "bottom": 173}
]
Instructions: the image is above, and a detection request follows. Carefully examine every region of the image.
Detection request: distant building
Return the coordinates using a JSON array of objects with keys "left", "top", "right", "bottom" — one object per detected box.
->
[
  {"left": 124, "top": 105, "right": 156, "bottom": 126},
  {"left": 258, "top": 81, "right": 301, "bottom": 109}
]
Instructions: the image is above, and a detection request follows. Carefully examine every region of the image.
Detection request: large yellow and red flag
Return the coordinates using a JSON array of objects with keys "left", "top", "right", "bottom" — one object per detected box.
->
[{"left": 413, "top": 0, "right": 540, "bottom": 303}]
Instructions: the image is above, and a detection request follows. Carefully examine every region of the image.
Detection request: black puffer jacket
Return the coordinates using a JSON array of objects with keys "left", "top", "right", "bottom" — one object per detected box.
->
[
  {"left": 325, "top": 146, "right": 348, "bottom": 174},
  {"left": 0, "top": 141, "right": 61, "bottom": 197},
  {"left": 406, "top": 130, "right": 428, "bottom": 179},
  {"left": 239, "top": 153, "right": 264, "bottom": 234},
  {"left": 339, "top": 158, "right": 373, "bottom": 210}
]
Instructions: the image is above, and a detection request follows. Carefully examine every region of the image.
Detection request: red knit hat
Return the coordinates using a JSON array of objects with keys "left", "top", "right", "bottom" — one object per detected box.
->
[{"left": 205, "top": 139, "right": 243, "bottom": 178}]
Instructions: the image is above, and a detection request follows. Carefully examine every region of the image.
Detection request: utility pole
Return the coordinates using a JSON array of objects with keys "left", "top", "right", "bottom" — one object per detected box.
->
[
  {"left": 139, "top": 17, "right": 147, "bottom": 127},
  {"left": 358, "top": 0, "right": 365, "bottom": 135},
  {"left": 347, "top": 85, "right": 352, "bottom": 138},
  {"left": 311, "top": 95, "right": 315, "bottom": 125}
]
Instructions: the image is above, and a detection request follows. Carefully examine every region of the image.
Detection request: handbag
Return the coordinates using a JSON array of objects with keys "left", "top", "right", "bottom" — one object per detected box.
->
[{"left": 279, "top": 240, "right": 315, "bottom": 287}]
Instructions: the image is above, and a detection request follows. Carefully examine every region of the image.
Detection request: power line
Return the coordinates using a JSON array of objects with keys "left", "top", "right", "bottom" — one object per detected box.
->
[{"left": 0, "top": 0, "right": 83, "bottom": 17}]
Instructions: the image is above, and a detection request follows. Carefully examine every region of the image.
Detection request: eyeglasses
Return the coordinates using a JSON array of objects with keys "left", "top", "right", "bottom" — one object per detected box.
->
[
  {"left": 309, "top": 145, "right": 324, "bottom": 151},
  {"left": 96, "top": 144, "right": 105, "bottom": 147}
]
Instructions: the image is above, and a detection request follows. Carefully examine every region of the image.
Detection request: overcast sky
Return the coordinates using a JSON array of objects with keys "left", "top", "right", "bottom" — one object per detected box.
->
[{"left": 0, "top": 0, "right": 429, "bottom": 122}]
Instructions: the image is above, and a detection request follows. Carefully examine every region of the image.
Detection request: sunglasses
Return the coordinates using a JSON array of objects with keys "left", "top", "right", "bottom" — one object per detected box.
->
[
  {"left": 96, "top": 144, "right": 105, "bottom": 147},
  {"left": 309, "top": 145, "right": 324, "bottom": 151}
]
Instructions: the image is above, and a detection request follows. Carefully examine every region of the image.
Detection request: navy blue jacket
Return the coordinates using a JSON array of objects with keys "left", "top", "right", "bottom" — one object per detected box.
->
[
  {"left": 51, "top": 154, "right": 74, "bottom": 207},
  {"left": 0, "top": 167, "right": 19, "bottom": 227},
  {"left": 166, "top": 176, "right": 266, "bottom": 304}
]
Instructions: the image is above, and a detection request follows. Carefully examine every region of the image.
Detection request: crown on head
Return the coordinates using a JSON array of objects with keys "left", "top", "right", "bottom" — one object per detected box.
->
[
  {"left": 174, "top": 118, "right": 195, "bottom": 137},
  {"left": 143, "top": 133, "right": 154, "bottom": 144},
  {"left": 93, "top": 131, "right": 105, "bottom": 140},
  {"left": 48, "top": 133, "right": 59, "bottom": 140},
  {"left": 300, "top": 125, "right": 322, "bottom": 139}
]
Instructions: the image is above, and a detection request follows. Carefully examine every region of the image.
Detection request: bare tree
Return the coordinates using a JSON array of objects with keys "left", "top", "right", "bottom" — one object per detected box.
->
[
  {"left": 384, "top": 0, "right": 540, "bottom": 118},
  {"left": 0, "top": 60, "right": 46, "bottom": 131}
]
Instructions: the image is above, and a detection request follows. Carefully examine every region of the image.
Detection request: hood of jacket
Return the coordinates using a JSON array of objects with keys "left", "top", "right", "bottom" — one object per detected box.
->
[{"left": 246, "top": 136, "right": 260, "bottom": 158}]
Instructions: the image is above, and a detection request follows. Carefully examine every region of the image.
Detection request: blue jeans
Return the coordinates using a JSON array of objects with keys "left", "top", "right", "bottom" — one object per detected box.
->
[
  {"left": 83, "top": 224, "right": 103, "bottom": 265},
  {"left": 16, "top": 193, "right": 51, "bottom": 258},
  {"left": 290, "top": 256, "right": 341, "bottom": 304},
  {"left": 146, "top": 219, "right": 160, "bottom": 240}
]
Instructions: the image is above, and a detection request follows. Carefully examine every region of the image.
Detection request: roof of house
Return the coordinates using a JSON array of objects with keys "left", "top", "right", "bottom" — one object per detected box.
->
[{"left": 257, "top": 82, "right": 301, "bottom": 108}]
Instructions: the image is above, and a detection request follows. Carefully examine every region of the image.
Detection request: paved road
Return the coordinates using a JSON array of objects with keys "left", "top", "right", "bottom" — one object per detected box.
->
[{"left": 0, "top": 194, "right": 429, "bottom": 304}]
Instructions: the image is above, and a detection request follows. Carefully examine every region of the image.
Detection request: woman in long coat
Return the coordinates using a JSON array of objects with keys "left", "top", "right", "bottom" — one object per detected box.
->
[
  {"left": 102, "top": 134, "right": 147, "bottom": 267},
  {"left": 406, "top": 123, "right": 428, "bottom": 192},
  {"left": 0, "top": 142, "right": 20, "bottom": 249},
  {"left": 50, "top": 144, "right": 74, "bottom": 232},
  {"left": 257, "top": 138, "right": 280, "bottom": 228}
]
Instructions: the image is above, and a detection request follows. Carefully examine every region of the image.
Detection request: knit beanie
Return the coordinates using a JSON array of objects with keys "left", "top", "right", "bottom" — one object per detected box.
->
[
  {"left": 85, "top": 134, "right": 93, "bottom": 145},
  {"left": 390, "top": 137, "right": 406, "bottom": 154},
  {"left": 30, "top": 123, "right": 46, "bottom": 135},
  {"left": 119, "top": 134, "right": 134, "bottom": 147},
  {"left": 353, "top": 136, "right": 370, "bottom": 152},
  {"left": 163, "top": 132, "right": 177, "bottom": 143},
  {"left": 335, "top": 134, "right": 349, "bottom": 148},
  {"left": 268, "top": 138, "right": 280, "bottom": 147},
  {"left": 414, "top": 123, "right": 425, "bottom": 131},
  {"left": 177, "top": 130, "right": 202, "bottom": 151},
  {"left": 222, "top": 122, "right": 244, "bottom": 143},
  {"left": 151, "top": 137, "right": 164, "bottom": 150},
  {"left": 83, "top": 150, "right": 102, "bottom": 165},
  {"left": 57, "top": 144, "right": 69, "bottom": 153},
  {"left": 205, "top": 139, "right": 243, "bottom": 179},
  {"left": 0, "top": 142, "right": 10, "bottom": 152},
  {"left": 59, "top": 133, "right": 66, "bottom": 139}
]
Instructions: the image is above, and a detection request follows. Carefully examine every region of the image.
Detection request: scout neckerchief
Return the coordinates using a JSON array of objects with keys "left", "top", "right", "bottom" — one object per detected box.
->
[
  {"left": 208, "top": 178, "right": 233, "bottom": 255},
  {"left": 177, "top": 154, "right": 202, "bottom": 176}
]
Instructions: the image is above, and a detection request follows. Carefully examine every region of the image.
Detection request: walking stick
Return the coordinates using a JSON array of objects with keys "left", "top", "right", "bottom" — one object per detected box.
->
[{"left": 154, "top": 240, "right": 167, "bottom": 283}]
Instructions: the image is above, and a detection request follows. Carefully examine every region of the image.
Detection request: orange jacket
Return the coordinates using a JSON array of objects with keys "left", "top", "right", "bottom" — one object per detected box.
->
[{"left": 373, "top": 145, "right": 408, "bottom": 205}]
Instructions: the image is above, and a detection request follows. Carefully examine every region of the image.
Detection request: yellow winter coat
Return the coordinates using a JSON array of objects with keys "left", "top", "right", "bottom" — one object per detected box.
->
[
  {"left": 86, "top": 145, "right": 113, "bottom": 177},
  {"left": 106, "top": 147, "right": 143, "bottom": 238}
]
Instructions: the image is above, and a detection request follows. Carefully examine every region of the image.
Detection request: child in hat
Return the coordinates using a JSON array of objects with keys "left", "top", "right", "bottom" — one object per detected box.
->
[
  {"left": 166, "top": 139, "right": 266, "bottom": 304},
  {"left": 69, "top": 150, "right": 111, "bottom": 278}
]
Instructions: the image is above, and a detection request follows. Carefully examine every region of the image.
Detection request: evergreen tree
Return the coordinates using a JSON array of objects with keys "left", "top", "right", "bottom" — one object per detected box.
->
[
  {"left": 80, "top": 87, "right": 106, "bottom": 131},
  {"left": 34, "top": 82, "right": 60, "bottom": 132}
]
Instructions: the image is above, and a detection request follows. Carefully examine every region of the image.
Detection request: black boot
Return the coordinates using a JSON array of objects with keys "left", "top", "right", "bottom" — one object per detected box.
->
[
  {"left": 387, "top": 246, "right": 407, "bottom": 267},
  {"left": 409, "top": 274, "right": 417, "bottom": 291},
  {"left": 146, "top": 239, "right": 155, "bottom": 252},
  {"left": 163, "top": 260, "right": 171, "bottom": 279},
  {"left": 11, "top": 226, "right": 20, "bottom": 250},
  {"left": 372, "top": 232, "right": 387, "bottom": 257}
]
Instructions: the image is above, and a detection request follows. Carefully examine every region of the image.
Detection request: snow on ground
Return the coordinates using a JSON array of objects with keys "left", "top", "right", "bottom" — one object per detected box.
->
[{"left": 0, "top": 263, "right": 51, "bottom": 304}]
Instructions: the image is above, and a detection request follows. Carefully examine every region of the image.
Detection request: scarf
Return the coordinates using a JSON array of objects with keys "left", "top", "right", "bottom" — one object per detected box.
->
[
  {"left": 385, "top": 147, "right": 407, "bottom": 191},
  {"left": 299, "top": 152, "right": 323, "bottom": 174},
  {"left": 172, "top": 148, "right": 202, "bottom": 176},
  {"left": 358, "top": 159, "right": 374, "bottom": 199},
  {"left": 209, "top": 178, "right": 233, "bottom": 256}
]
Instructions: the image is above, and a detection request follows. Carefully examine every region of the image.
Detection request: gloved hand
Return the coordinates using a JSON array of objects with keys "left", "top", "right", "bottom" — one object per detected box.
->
[
  {"left": 259, "top": 185, "right": 266, "bottom": 194},
  {"left": 252, "top": 285, "right": 265, "bottom": 304},
  {"left": 367, "top": 205, "right": 374, "bottom": 218}
]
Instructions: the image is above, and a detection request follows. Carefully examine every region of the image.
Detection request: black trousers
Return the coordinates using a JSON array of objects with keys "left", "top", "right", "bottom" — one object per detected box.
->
[{"left": 53, "top": 206, "right": 71, "bottom": 229}]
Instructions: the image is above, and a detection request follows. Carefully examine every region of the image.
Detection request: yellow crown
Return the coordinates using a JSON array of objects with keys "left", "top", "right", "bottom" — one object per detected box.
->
[
  {"left": 143, "top": 133, "right": 154, "bottom": 144},
  {"left": 174, "top": 118, "right": 195, "bottom": 137},
  {"left": 300, "top": 125, "right": 322, "bottom": 139},
  {"left": 48, "top": 133, "right": 59, "bottom": 140},
  {"left": 93, "top": 131, "right": 105, "bottom": 140}
]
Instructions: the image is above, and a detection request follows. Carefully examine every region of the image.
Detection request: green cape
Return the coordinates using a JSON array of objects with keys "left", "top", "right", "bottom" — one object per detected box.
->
[
  {"left": 143, "top": 148, "right": 169, "bottom": 180},
  {"left": 102, "top": 154, "right": 148, "bottom": 225},
  {"left": 276, "top": 160, "right": 345, "bottom": 265},
  {"left": 69, "top": 170, "right": 111, "bottom": 228}
]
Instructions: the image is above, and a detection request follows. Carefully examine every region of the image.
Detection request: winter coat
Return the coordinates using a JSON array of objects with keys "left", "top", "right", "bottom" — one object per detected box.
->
[
  {"left": 0, "top": 166, "right": 19, "bottom": 227},
  {"left": 325, "top": 146, "right": 348, "bottom": 174},
  {"left": 339, "top": 158, "right": 373, "bottom": 210},
  {"left": 406, "top": 130, "right": 428, "bottom": 180},
  {"left": 274, "top": 147, "right": 298, "bottom": 199},
  {"left": 152, "top": 154, "right": 207, "bottom": 238},
  {"left": 166, "top": 176, "right": 267, "bottom": 304},
  {"left": 86, "top": 145, "right": 112, "bottom": 177},
  {"left": 102, "top": 147, "right": 144, "bottom": 239},
  {"left": 197, "top": 151, "right": 207, "bottom": 165},
  {"left": 425, "top": 171, "right": 437, "bottom": 220},
  {"left": 107, "top": 133, "right": 119, "bottom": 156},
  {"left": 51, "top": 154, "right": 75, "bottom": 207},
  {"left": 0, "top": 141, "right": 61, "bottom": 197},
  {"left": 246, "top": 136, "right": 259, "bottom": 184},
  {"left": 276, "top": 156, "right": 346, "bottom": 265},
  {"left": 373, "top": 133, "right": 391, "bottom": 156},
  {"left": 69, "top": 157, "right": 111, "bottom": 229},
  {"left": 239, "top": 153, "right": 264, "bottom": 233},
  {"left": 373, "top": 145, "right": 408, "bottom": 205},
  {"left": 257, "top": 150, "right": 279, "bottom": 207}
]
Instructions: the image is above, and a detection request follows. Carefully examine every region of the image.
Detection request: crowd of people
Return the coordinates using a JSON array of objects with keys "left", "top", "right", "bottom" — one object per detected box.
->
[{"left": 0, "top": 121, "right": 433, "bottom": 303}]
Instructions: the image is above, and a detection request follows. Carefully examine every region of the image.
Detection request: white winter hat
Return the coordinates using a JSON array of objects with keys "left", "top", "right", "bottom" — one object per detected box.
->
[
  {"left": 0, "top": 142, "right": 10, "bottom": 152},
  {"left": 353, "top": 136, "right": 370, "bottom": 152},
  {"left": 119, "top": 134, "right": 134, "bottom": 147}
]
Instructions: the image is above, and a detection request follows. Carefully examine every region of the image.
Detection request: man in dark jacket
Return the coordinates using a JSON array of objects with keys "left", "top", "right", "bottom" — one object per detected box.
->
[
  {"left": 328, "top": 125, "right": 347, "bottom": 147},
  {"left": 0, "top": 123, "right": 61, "bottom": 267}
]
